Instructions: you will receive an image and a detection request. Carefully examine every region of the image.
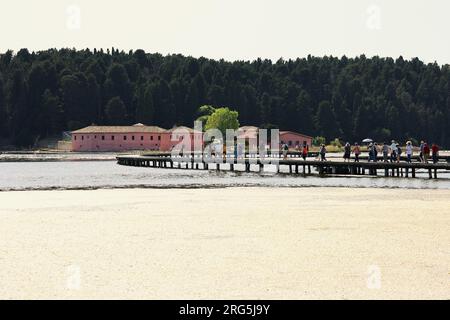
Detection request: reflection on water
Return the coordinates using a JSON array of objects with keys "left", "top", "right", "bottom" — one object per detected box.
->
[{"left": 0, "top": 160, "right": 449, "bottom": 191}]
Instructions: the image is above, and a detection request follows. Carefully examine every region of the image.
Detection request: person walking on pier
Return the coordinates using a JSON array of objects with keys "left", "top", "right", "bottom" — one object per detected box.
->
[
  {"left": 382, "top": 142, "right": 389, "bottom": 162},
  {"left": 302, "top": 142, "right": 309, "bottom": 161},
  {"left": 419, "top": 141, "right": 425, "bottom": 162},
  {"left": 368, "top": 143, "right": 378, "bottom": 162},
  {"left": 396, "top": 143, "right": 402, "bottom": 162},
  {"left": 353, "top": 143, "right": 361, "bottom": 162},
  {"left": 390, "top": 140, "right": 398, "bottom": 163},
  {"left": 431, "top": 143, "right": 439, "bottom": 164},
  {"left": 343, "top": 142, "right": 351, "bottom": 162},
  {"left": 319, "top": 144, "right": 327, "bottom": 161},
  {"left": 368, "top": 143, "right": 374, "bottom": 162},
  {"left": 282, "top": 143, "right": 289, "bottom": 160},
  {"left": 373, "top": 143, "right": 379, "bottom": 162},
  {"left": 423, "top": 143, "right": 430, "bottom": 163},
  {"left": 406, "top": 141, "right": 413, "bottom": 163}
]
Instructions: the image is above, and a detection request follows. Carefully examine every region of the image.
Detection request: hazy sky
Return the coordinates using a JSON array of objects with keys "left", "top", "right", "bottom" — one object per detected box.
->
[{"left": 1, "top": 0, "right": 449, "bottom": 64}]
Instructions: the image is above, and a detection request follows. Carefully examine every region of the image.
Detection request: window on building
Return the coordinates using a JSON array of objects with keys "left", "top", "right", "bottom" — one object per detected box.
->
[
  {"left": 288, "top": 141, "right": 292, "bottom": 146},
  {"left": 112, "top": 135, "right": 115, "bottom": 141},
  {"left": 150, "top": 136, "right": 153, "bottom": 141},
  {"left": 141, "top": 136, "right": 144, "bottom": 141},
  {"left": 81, "top": 136, "right": 84, "bottom": 141},
  {"left": 132, "top": 136, "right": 135, "bottom": 141},
  {"left": 124, "top": 135, "right": 127, "bottom": 140},
  {"left": 158, "top": 135, "right": 161, "bottom": 141},
  {"left": 74, "top": 136, "right": 77, "bottom": 141},
  {"left": 102, "top": 136, "right": 105, "bottom": 140},
  {"left": 94, "top": 135, "right": 97, "bottom": 139}
]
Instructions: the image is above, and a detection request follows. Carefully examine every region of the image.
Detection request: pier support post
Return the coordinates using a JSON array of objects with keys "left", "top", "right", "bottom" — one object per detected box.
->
[
  {"left": 434, "top": 168, "right": 437, "bottom": 179},
  {"left": 385, "top": 168, "right": 389, "bottom": 177},
  {"left": 412, "top": 168, "right": 416, "bottom": 178},
  {"left": 428, "top": 169, "right": 432, "bottom": 179},
  {"left": 259, "top": 163, "right": 264, "bottom": 172},
  {"left": 216, "top": 163, "right": 220, "bottom": 171}
]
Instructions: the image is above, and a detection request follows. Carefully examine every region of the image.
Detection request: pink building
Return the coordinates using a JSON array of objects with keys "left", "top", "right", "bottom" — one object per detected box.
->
[
  {"left": 280, "top": 131, "right": 313, "bottom": 149},
  {"left": 71, "top": 124, "right": 312, "bottom": 152},
  {"left": 71, "top": 123, "right": 202, "bottom": 152}
]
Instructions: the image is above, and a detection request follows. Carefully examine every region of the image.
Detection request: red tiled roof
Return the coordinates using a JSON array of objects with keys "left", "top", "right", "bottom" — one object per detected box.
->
[
  {"left": 71, "top": 125, "right": 167, "bottom": 134},
  {"left": 280, "top": 131, "right": 313, "bottom": 139}
]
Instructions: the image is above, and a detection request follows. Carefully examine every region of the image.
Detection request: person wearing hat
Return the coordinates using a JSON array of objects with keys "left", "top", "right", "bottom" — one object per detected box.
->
[
  {"left": 368, "top": 142, "right": 374, "bottom": 162},
  {"left": 343, "top": 142, "right": 351, "bottom": 162}
]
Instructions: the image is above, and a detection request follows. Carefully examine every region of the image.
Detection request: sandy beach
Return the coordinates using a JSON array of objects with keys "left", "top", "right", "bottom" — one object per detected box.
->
[{"left": 0, "top": 187, "right": 449, "bottom": 300}]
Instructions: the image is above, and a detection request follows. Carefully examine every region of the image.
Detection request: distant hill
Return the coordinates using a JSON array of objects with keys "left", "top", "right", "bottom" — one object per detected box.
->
[{"left": 0, "top": 48, "right": 448, "bottom": 147}]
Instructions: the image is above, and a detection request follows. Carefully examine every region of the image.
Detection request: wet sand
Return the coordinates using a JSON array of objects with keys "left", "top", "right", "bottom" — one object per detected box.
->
[{"left": 0, "top": 187, "right": 449, "bottom": 299}]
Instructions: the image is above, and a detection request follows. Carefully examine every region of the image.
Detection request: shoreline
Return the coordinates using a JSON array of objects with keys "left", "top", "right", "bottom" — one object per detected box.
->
[{"left": 1, "top": 187, "right": 449, "bottom": 299}]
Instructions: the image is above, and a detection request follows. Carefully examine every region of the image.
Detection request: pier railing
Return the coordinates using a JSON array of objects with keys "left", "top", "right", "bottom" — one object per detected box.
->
[{"left": 117, "top": 154, "right": 450, "bottom": 179}]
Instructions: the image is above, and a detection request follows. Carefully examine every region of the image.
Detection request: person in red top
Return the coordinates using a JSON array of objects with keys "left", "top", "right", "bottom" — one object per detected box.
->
[
  {"left": 423, "top": 143, "right": 430, "bottom": 163},
  {"left": 301, "top": 142, "right": 309, "bottom": 161},
  {"left": 431, "top": 144, "right": 439, "bottom": 164}
]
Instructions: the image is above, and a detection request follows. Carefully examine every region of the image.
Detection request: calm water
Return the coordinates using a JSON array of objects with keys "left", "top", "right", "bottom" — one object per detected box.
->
[{"left": 0, "top": 160, "right": 449, "bottom": 191}]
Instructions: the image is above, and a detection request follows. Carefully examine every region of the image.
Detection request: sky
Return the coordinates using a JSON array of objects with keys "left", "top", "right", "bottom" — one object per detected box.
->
[{"left": 0, "top": 0, "right": 449, "bottom": 64}]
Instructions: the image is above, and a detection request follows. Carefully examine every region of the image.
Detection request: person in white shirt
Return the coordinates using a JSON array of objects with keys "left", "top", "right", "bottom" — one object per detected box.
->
[{"left": 406, "top": 141, "right": 413, "bottom": 163}]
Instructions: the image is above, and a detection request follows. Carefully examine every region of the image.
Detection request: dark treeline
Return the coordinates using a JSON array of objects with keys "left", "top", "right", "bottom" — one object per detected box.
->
[{"left": 0, "top": 48, "right": 449, "bottom": 147}]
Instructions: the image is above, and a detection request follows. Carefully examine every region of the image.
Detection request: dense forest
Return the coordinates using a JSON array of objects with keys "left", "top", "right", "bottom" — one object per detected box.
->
[{"left": 0, "top": 48, "right": 449, "bottom": 148}]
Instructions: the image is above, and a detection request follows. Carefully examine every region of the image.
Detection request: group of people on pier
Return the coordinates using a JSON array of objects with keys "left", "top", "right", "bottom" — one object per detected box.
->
[{"left": 341, "top": 140, "right": 440, "bottom": 164}]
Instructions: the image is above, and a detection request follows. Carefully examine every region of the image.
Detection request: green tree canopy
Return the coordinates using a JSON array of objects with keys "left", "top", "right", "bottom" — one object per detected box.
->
[
  {"left": 204, "top": 107, "right": 240, "bottom": 136},
  {"left": 0, "top": 49, "right": 448, "bottom": 147}
]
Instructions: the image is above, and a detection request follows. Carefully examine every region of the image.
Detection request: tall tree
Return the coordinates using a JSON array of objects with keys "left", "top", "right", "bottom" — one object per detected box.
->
[{"left": 105, "top": 96, "right": 127, "bottom": 125}]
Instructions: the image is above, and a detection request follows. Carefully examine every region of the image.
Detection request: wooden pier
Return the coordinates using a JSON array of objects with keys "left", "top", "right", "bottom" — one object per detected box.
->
[{"left": 117, "top": 154, "right": 450, "bottom": 179}]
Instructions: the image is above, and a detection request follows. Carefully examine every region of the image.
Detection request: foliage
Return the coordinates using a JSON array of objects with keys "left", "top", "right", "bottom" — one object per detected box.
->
[
  {"left": 330, "top": 138, "right": 343, "bottom": 148},
  {"left": 204, "top": 107, "right": 240, "bottom": 136},
  {"left": 313, "top": 136, "right": 326, "bottom": 146},
  {"left": 0, "top": 49, "right": 448, "bottom": 147},
  {"left": 196, "top": 105, "right": 216, "bottom": 127}
]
